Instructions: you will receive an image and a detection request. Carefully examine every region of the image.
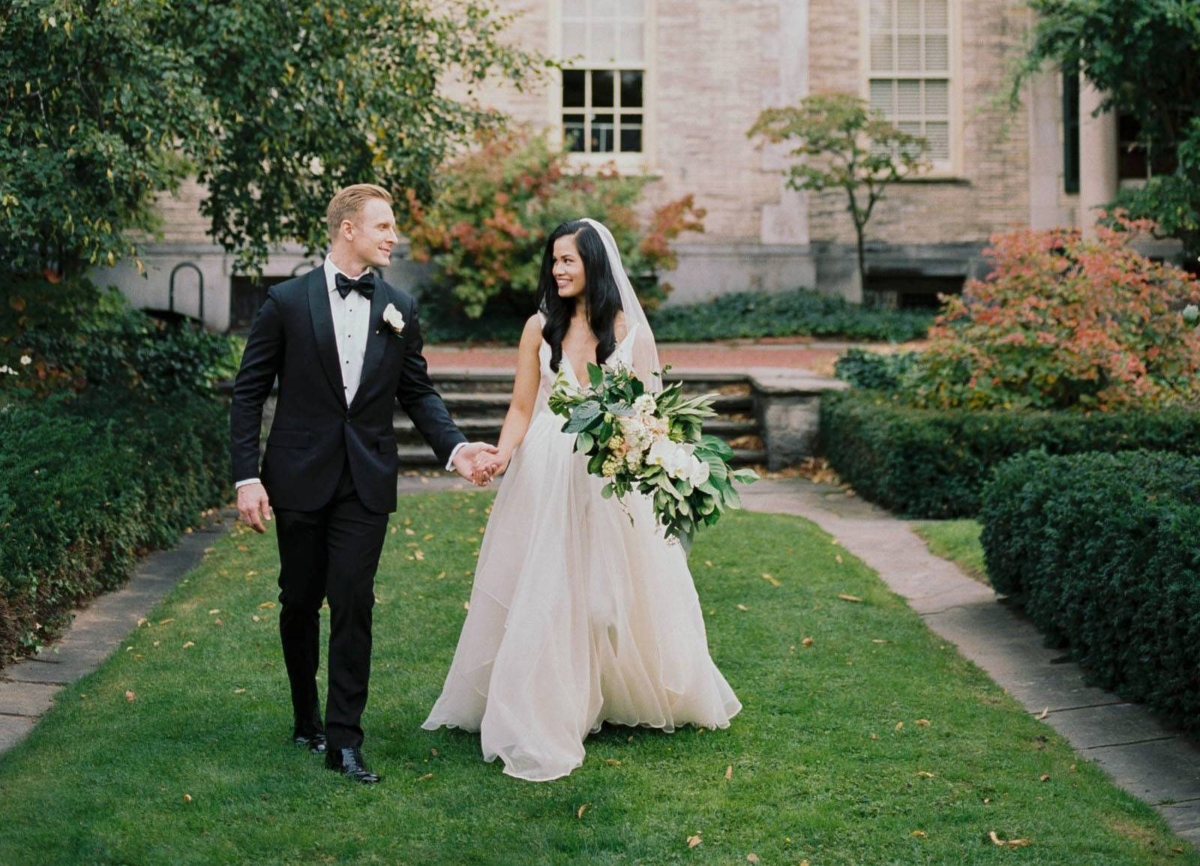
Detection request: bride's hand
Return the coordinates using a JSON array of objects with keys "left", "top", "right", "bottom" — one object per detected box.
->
[{"left": 473, "top": 451, "right": 509, "bottom": 486}]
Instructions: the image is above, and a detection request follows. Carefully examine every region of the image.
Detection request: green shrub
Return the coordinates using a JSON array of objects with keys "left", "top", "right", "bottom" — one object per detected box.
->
[
  {"left": 820, "top": 389, "right": 1200, "bottom": 517},
  {"left": 648, "top": 290, "right": 932, "bottom": 343},
  {"left": 3, "top": 277, "right": 238, "bottom": 399},
  {"left": 979, "top": 450, "right": 1200, "bottom": 734},
  {"left": 0, "top": 390, "right": 229, "bottom": 661},
  {"left": 833, "top": 347, "right": 921, "bottom": 390}
]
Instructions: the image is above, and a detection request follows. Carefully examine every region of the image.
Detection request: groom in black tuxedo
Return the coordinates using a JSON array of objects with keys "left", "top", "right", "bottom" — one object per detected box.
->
[{"left": 230, "top": 184, "right": 495, "bottom": 783}]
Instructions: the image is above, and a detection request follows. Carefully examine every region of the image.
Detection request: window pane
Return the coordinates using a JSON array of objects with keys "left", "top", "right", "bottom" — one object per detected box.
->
[
  {"left": 925, "top": 121, "right": 950, "bottom": 160},
  {"left": 897, "top": 34, "right": 921, "bottom": 71},
  {"left": 591, "top": 22, "right": 616, "bottom": 62},
  {"left": 620, "top": 127, "right": 642, "bottom": 153},
  {"left": 898, "top": 0, "right": 920, "bottom": 29},
  {"left": 869, "top": 79, "right": 894, "bottom": 115},
  {"left": 870, "top": 34, "right": 894, "bottom": 72},
  {"left": 593, "top": 0, "right": 615, "bottom": 17},
  {"left": 869, "top": 0, "right": 893, "bottom": 31},
  {"left": 619, "top": 0, "right": 644, "bottom": 16},
  {"left": 621, "top": 71, "right": 643, "bottom": 107},
  {"left": 564, "top": 114, "right": 586, "bottom": 152},
  {"left": 563, "top": 70, "right": 586, "bottom": 107},
  {"left": 924, "top": 34, "right": 948, "bottom": 71},
  {"left": 562, "top": 0, "right": 586, "bottom": 17},
  {"left": 899, "top": 121, "right": 922, "bottom": 138},
  {"left": 618, "top": 23, "right": 644, "bottom": 63},
  {"left": 924, "top": 79, "right": 948, "bottom": 116},
  {"left": 924, "top": 0, "right": 948, "bottom": 28},
  {"left": 591, "top": 113, "right": 615, "bottom": 152},
  {"left": 592, "top": 70, "right": 615, "bottom": 107},
  {"left": 563, "top": 22, "right": 586, "bottom": 58},
  {"left": 897, "top": 80, "right": 921, "bottom": 116}
]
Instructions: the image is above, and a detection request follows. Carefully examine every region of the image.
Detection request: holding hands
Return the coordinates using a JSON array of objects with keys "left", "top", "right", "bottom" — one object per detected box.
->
[{"left": 452, "top": 442, "right": 504, "bottom": 487}]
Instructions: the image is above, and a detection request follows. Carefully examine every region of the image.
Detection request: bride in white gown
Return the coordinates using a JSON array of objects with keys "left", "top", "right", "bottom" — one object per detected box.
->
[{"left": 422, "top": 218, "right": 741, "bottom": 781}]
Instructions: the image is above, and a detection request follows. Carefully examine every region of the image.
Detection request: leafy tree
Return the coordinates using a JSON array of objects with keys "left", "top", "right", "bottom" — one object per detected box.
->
[
  {"left": 0, "top": 0, "right": 206, "bottom": 278},
  {"left": 1015, "top": 0, "right": 1200, "bottom": 257},
  {"left": 0, "top": 0, "right": 542, "bottom": 281},
  {"left": 747, "top": 93, "right": 929, "bottom": 293}
]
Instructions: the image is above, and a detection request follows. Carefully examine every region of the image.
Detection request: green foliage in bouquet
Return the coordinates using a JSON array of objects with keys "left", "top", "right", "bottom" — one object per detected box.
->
[{"left": 548, "top": 363, "right": 757, "bottom": 545}]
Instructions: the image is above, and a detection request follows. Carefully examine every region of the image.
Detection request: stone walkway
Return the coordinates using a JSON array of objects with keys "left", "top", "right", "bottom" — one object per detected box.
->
[{"left": 2, "top": 475, "right": 1197, "bottom": 847}]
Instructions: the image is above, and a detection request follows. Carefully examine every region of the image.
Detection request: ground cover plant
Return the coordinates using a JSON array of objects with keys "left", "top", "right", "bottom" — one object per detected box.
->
[
  {"left": 0, "top": 493, "right": 1190, "bottom": 865},
  {"left": 912, "top": 521, "right": 988, "bottom": 585}
]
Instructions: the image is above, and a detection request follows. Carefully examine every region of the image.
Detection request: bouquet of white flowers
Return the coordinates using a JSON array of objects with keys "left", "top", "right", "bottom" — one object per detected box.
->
[{"left": 548, "top": 362, "right": 759, "bottom": 545}]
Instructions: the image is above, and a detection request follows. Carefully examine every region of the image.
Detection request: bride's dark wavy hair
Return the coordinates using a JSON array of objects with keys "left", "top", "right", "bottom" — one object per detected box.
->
[{"left": 536, "top": 220, "right": 624, "bottom": 374}]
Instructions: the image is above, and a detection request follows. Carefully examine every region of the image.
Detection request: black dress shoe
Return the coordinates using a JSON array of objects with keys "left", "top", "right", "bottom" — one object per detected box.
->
[
  {"left": 325, "top": 747, "right": 381, "bottom": 784},
  {"left": 293, "top": 730, "right": 327, "bottom": 754}
]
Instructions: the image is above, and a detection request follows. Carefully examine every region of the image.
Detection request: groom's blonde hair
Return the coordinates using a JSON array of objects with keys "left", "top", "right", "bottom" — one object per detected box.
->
[{"left": 327, "top": 184, "right": 393, "bottom": 239}]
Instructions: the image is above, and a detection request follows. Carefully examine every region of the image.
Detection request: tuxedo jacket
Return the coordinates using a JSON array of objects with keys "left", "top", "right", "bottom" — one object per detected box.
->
[{"left": 230, "top": 268, "right": 465, "bottom": 514}]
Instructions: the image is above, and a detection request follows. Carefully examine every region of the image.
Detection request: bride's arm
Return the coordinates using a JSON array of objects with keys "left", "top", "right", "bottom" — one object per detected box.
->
[{"left": 477, "top": 315, "right": 543, "bottom": 476}]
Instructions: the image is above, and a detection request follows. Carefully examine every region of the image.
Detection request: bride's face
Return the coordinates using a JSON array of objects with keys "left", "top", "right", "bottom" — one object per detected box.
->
[{"left": 552, "top": 235, "right": 586, "bottom": 300}]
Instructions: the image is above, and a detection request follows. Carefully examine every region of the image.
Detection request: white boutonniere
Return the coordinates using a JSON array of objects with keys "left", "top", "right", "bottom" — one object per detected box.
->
[{"left": 382, "top": 303, "right": 405, "bottom": 335}]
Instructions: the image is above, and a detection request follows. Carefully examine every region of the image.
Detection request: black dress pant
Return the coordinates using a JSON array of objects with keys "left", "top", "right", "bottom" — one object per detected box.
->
[{"left": 273, "top": 461, "right": 389, "bottom": 750}]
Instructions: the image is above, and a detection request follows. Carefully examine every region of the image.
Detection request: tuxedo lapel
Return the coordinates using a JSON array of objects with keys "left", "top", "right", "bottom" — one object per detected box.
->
[
  {"left": 307, "top": 268, "right": 347, "bottom": 409},
  {"left": 351, "top": 279, "right": 389, "bottom": 412}
]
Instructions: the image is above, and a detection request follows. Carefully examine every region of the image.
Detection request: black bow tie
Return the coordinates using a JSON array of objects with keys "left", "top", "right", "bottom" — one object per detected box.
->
[{"left": 335, "top": 272, "right": 375, "bottom": 300}]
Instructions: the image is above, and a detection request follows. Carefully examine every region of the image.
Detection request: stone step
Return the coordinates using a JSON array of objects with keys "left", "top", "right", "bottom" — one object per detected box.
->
[
  {"left": 434, "top": 391, "right": 755, "bottom": 418},
  {"left": 394, "top": 416, "right": 760, "bottom": 443},
  {"left": 398, "top": 445, "right": 767, "bottom": 467}
]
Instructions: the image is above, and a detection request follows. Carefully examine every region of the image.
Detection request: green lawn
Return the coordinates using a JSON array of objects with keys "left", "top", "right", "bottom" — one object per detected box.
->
[
  {"left": 0, "top": 494, "right": 1190, "bottom": 865},
  {"left": 913, "top": 519, "right": 989, "bottom": 585}
]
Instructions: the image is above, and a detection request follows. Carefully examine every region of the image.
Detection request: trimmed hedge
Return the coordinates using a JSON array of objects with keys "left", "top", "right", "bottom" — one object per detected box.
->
[
  {"left": 0, "top": 391, "right": 229, "bottom": 662},
  {"left": 980, "top": 450, "right": 1200, "bottom": 735},
  {"left": 819, "top": 389, "right": 1200, "bottom": 517},
  {"left": 648, "top": 289, "right": 933, "bottom": 343}
]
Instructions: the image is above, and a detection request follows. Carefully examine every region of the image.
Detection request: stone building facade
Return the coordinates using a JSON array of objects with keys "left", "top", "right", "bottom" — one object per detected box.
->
[{"left": 98, "top": 0, "right": 1135, "bottom": 329}]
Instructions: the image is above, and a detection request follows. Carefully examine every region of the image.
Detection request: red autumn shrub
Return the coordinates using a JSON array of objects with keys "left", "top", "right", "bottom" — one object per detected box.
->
[
  {"left": 404, "top": 127, "right": 705, "bottom": 319},
  {"left": 902, "top": 218, "right": 1200, "bottom": 410}
]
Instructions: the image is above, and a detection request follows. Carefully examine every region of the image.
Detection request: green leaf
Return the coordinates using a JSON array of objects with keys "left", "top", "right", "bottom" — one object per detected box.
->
[{"left": 588, "top": 362, "right": 604, "bottom": 389}]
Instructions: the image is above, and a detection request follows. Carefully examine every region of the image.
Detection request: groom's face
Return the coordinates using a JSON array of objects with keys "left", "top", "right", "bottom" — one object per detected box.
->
[{"left": 346, "top": 198, "right": 399, "bottom": 269}]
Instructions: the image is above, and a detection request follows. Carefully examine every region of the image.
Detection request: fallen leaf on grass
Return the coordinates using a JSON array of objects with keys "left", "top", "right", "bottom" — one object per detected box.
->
[
  {"left": 577, "top": 803, "right": 589, "bottom": 819},
  {"left": 125, "top": 690, "right": 136, "bottom": 702},
  {"left": 837, "top": 594, "right": 862, "bottom": 603},
  {"left": 761, "top": 573, "right": 780, "bottom": 587},
  {"left": 916, "top": 719, "right": 930, "bottom": 727},
  {"left": 1039, "top": 774, "right": 1051, "bottom": 782},
  {"left": 725, "top": 765, "right": 733, "bottom": 780},
  {"left": 604, "top": 758, "right": 621, "bottom": 766},
  {"left": 686, "top": 834, "right": 702, "bottom": 849},
  {"left": 912, "top": 830, "right": 927, "bottom": 838},
  {"left": 208, "top": 609, "right": 220, "bottom": 615},
  {"left": 895, "top": 722, "right": 904, "bottom": 731},
  {"left": 233, "top": 688, "right": 246, "bottom": 694},
  {"left": 158, "top": 618, "right": 175, "bottom": 625},
  {"left": 257, "top": 602, "right": 275, "bottom": 609},
  {"left": 917, "top": 771, "right": 934, "bottom": 778},
  {"left": 182, "top": 641, "right": 195, "bottom": 649},
  {"left": 835, "top": 554, "right": 843, "bottom": 564},
  {"left": 801, "top": 637, "right": 814, "bottom": 647},
  {"left": 736, "top": 604, "right": 749, "bottom": 611},
  {"left": 252, "top": 615, "right": 261, "bottom": 623},
  {"left": 872, "top": 639, "right": 888, "bottom": 644},
  {"left": 747, "top": 854, "right": 759, "bottom": 863},
  {"left": 405, "top": 528, "right": 416, "bottom": 536},
  {"left": 1037, "top": 707, "right": 1049, "bottom": 720},
  {"left": 182, "top": 794, "right": 192, "bottom": 803},
  {"left": 989, "top": 831, "right": 1030, "bottom": 848},
  {"left": 414, "top": 550, "right": 425, "bottom": 561},
  {"left": 704, "top": 560, "right": 713, "bottom": 567},
  {"left": 463, "top": 601, "right": 470, "bottom": 610}
]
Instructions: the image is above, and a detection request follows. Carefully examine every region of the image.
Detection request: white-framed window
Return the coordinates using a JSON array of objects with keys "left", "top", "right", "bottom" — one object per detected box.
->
[
  {"left": 558, "top": 0, "right": 648, "bottom": 159},
  {"left": 864, "top": 0, "right": 956, "bottom": 172}
]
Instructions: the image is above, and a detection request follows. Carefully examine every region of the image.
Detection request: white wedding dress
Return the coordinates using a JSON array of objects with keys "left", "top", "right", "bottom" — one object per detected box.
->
[{"left": 422, "top": 322, "right": 742, "bottom": 781}]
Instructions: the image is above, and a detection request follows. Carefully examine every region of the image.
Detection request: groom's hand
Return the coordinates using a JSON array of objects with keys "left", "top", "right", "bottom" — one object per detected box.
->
[
  {"left": 237, "top": 482, "right": 273, "bottom": 533},
  {"left": 452, "top": 442, "right": 499, "bottom": 486}
]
